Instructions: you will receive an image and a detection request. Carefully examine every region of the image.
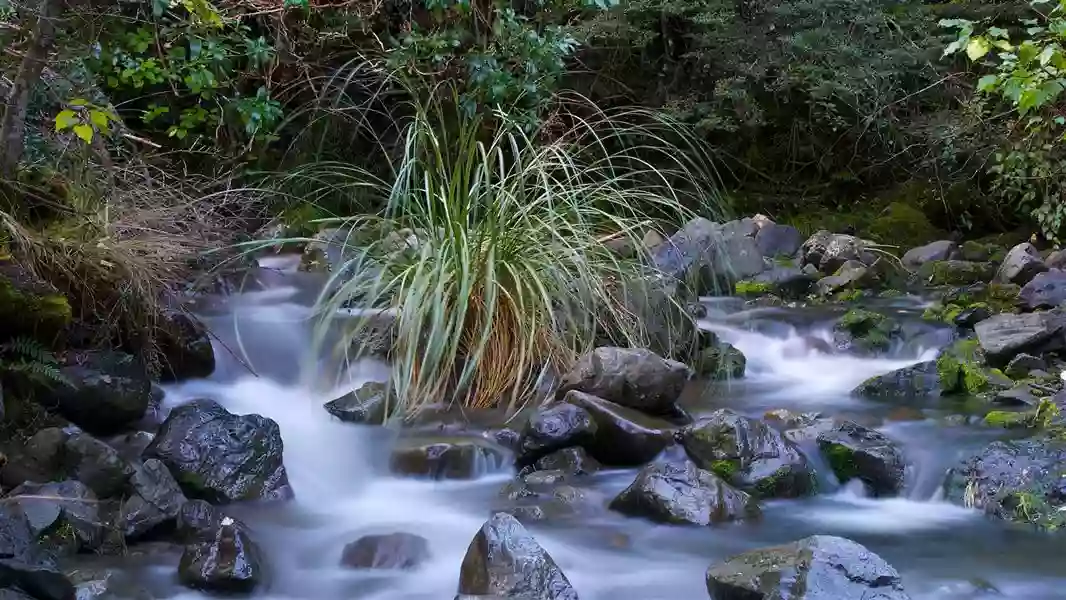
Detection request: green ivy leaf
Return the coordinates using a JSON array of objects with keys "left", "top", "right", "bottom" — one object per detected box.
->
[
  {"left": 89, "top": 110, "right": 111, "bottom": 133},
  {"left": 54, "top": 109, "right": 78, "bottom": 131},
  {"left": 72, "top": 124, "right": 94, "bottom": 144},
  {"left": 977, "top": 74, "right": 1000, "bottom": 92},
  {"left": 966, "top": 36, "right": 992, "bottom": 61}
]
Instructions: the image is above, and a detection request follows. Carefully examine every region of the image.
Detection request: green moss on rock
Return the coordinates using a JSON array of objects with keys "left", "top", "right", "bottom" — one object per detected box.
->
[
  {"left": 866, "top": 202, "right": 941, "bottom": 249},
  {"left": 833, "top": 308, "right": 899, "bottom": 354},
  {"left": 917, "top": 260, "right": 996, "bottom": 286},
  {"left": 936, "top": 339, "right": 1011, "bottom": 396},
  {"left": 0, "top": 263, "right": 72, "bottom": 343},
  {"left": 824, "top": 443, "right": 860, "bottom": 482},
  {"left": 734, "top": 280, "right": 774, "bottom": 296},
  {"left": 710, "top": 459, "right": 740, "bottom": 480}
]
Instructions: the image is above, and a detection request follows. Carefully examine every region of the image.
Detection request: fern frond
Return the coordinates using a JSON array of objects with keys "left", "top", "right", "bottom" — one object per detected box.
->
[
  {"left": 0, "top": 336, "right": 59, "bottom": 364},
  {"left": 2, "top": 360, "right": 73, "bottom": 388}
]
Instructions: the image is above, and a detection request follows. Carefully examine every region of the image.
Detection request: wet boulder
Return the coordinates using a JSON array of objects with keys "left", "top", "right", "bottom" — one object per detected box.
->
[
  {"left": 340, "top": 532, "right": 430, "bottom": 570},
  {"left": 692, "top": 341, "right": 746, "bottom": 380},
  {"left": 1004, "top": 353, "right": 1047, "bottom": 379},
  {"left": 61, "top": 432, "right": 134, "bottom": 498},
  {"left": 974, "top": 312, "right": 1065, "bottom": 365},
  {"left": 742, "top": 265, "right": 816, "bottom": 299},
  {"left": 681, "top": 409, "right": 815, "bottom": 498},
  {"left": 324, "top": 381, "right": 391, "bottom": 424},
  {"left": 0, "top": 523, "right": 76, "bottom": 600},
  {"left": 816, "top": 421, "right": 906, "bottom": 496},
  {"left": 935, "top": 338, "right": 1012, "bottom": 397},
  {"left": 457, "top": 512, "right": 578, "bottom": 600},
  {"left": 755, "top": 223, "right": 802, "bottom": 259},
  {"left": 832, "top": 309, "right": 901, "bottom": 356},
  {"left": 651, "top": 217, "right": 766, "bottom": 294},
  {"left": 6, "top": 481, "right": 105, "bottom": 553},
  {"left": 389, "top": 437, "right": 508, "bottom": 480},
  {"left": 1019, "top": 269, "right": 1066, "bottom": 311},
  {"left": 23, "top": 428, "right": 68, "bottom": 475},
  {"left": 943, "top": 438, "right": 1066, "bottom": 529},
  {"left": 557, "top": 347, "right": 690, "bottom": 417},
  {"left": 178, "top": 516, "right": 265, "bottom": 594},
  {"left": 902, "top": 240, "right": 960, "bottom": 268},
  {"left": 39, "top": 351, "right": 152, "bottom": 435},
  {"left": 609, "top": 460, "right": 760, "bottom": 526},
  {"left": 528, "top": 447, "right": 601, "bottom": 477},
  {"left": 144, "top": 399, "right": 292, "bottom": 503},
  {"left": 853, "top": 361, "right": 941, "bottom": 399},
  {"left": 815, "top": 260, "right": 876, "bottom": 297},
  {"left": 516, "top": 403, "right": 597, "bottom": 467},
  {"left": 67, "top": 568, "right": 154, "bottom": 600},
  {"left": 995, "top": 242, "right": 1047, "bottom": 287},
  {"left": 562, "top": 391, "right": 675, "bottom": 466},
  {"left": 157, "top": 308, "right": 215, "bottom": 381},
  {"left": 917, "top": 260, "right": 996, "bottom": 286},
  {"left": 705, "top": 535, "right": 911, "bottom": 600},
  {"left": 118, "top": 459, "right": 188, "bottom": 540},
  {"left": 799, "top": 231, "right": 869, "bottom": 273},
  {"left": 175, "top": 500, "right": 223, "bottom": 543}
]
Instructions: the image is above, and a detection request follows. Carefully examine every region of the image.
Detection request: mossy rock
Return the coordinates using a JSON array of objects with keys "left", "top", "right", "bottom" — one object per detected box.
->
[
  {"left": 936, "top": 338, "right": 1012, "bottom": 397},
  {"left": 734, "top": 280, "right": 774, "bottom": 297},
  {"left": 865, "top": 202, "right": 941, "bottom": 250},
  {"left": 694, "top": 343, "right": 746, "bottom": 380},
  {"left": 924, "top": 283, "right": 1021, "bottom": 323},
  {"left": 916, "top": 260, "right": 996, "bottom": 286},
  {"left": 0, "top": 261, "right": 71, "bottom": 344},
  {"left": 960, "top": 241, "right": 1007, "bottom": 263},
  {"left": 832, "top": 308, "right": 901, "bottom": 355}
]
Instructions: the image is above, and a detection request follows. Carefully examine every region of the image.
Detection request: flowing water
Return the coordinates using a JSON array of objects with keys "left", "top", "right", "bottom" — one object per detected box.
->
[{"left": 108, "top": 261, "right": 1066, "bottom": 600}]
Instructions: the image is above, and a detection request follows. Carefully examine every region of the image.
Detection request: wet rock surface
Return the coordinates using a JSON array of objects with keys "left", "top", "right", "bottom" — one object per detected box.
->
[
  {"left": 157, "top": 308, "right": 216, "bottom": 381},
  {"left": 562, "top": 391, "right": 675, "bottom": 466},
  {"left": 340, "top": 533, "right": 430, "bottom": 570},
  {"left": 557, "top": 347, "right": 689, "bottom": 417},
  {"left": 389, "top": 438, "right": 508, "bottom": 480},
  {"left": 996, "top": 242, "right": 1047, "bottom": 287},
  {"left": 975, "top": 312, "right": 1065, "bottom": 365},
  {"left": 178, "top": 516, "right": 265, "bottom": 594},
  {"left": 6, "top": 480, "right": 105, "bottom": 552},
  {"left": 118, "top": 458, "right": 188, "bottom": 540},
  {"left": 853, "top": 361, "right": 941, "bottom": 399},
  {"left": 39, "top": 351, "right": 152, "bottom": 435},
  {"left": 705, "top": 535, "right": 911, "bottom": 600},
  {"left": 144, "top": 399, "right": 292, "bottom": 503},
  {"left": 816, "top": 421, "right": 906, "bottom": 496},
  {"left": 516, "top": 403, "right": 597, "bottom": 466},
  {"left": 800, "top": 230, "right": 870, "bottom": 273},
  {"left": 323, "top": 381, "right": 391, "bottom": 424},
  {"left": 609, "top": 460, "right": 760, "bottom": 526},
  {"left": 61, "top": 432, "right": 134, "bottom": 499},
  {"left": 1018, "top": 269, "right": 1066, "bottom": 311},
  {"left": 457, "top": 512, "right": 578, "bottom": 600},
  {"left": 681, "top": 409, "right": 815, "bottom": 498}
]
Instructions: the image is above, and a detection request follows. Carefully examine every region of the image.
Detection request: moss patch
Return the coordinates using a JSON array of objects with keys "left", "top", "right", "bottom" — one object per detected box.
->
[
  {"left": 0, "top": 264, "right": 72, "bottom": 343},
  {"left": 734, "top": 280, "right": 774, "bottom": 296},
  {"left": 824, "top": 443, "right": 860, "bottom": 482},
  {"left": 936, "top": 339, "right": 1007, "bottom": 396},
  {"left": 916, "top": 260, "right": 996, "bottom": 286},
  {"left": 834, "top": 308, "right": 899, "bottom": 353},
  {"left": 865, "top": 202, "right": 941, "bottom": 249},
  {"left": 710, "top": 459, "right": 740, "bottom": 481}
]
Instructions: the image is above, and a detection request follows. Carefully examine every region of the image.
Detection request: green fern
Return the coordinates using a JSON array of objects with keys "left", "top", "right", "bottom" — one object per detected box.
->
[{"left": 0, "top": 337, "right": 73, "bottom": 388}]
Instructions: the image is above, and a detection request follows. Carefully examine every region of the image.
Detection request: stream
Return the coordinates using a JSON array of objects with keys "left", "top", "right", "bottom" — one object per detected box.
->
[{"left": 100, "top": 258, "right": 1066, "bottom": 600}]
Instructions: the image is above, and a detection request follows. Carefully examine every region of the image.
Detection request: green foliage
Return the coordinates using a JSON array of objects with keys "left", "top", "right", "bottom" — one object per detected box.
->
[
  {"left": 0, "top": 337, "right": 70, "bottom": 389},
  {"left": 734, "top": 280, "right": 772, "bottom": 296},
  {"left": 54, "top": 98, "right": 119, "bottom": 145}
]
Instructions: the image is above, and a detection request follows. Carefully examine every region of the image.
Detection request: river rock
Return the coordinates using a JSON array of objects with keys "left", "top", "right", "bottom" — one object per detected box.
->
[
  {"left": 853, "top": 360, "right": 941, "bottom": 399},
  {"left": 6, "top": 480, "right": 105, "bottom": 553},
  {"left": 755, "top": 223, "right": 802, "bottom": 258},
  {"left": 323, "top": 381, "right": 390, "bottom": 424},
  {"left": 562, "top": 391, "right": 674, "bottom": 466},
  {"left": 557, "top": 347, "right": 689, "bottom": 417},
  {"left": 1019, "top": 269, "right": 1066, "bottom": 311},
  {"left": 903, "top": 240, "right": 960, "bottom": 268},
  {"left": 995, "top": 242, "right": 1048, "bottom": 286},
  {"left": 0, "top": 588, "right": 35, "bottom": 600},
  {"left": 609, "top": 460, "right": 760, "bottom": 526},
  {"left": 832, "top": 309, "right": 901, "bottom": 356},
  {"left": 144, "top": 399, "right": 292, "bottom": 503},
  {"left": 340, "top": 533, "right": 430, "bottom": 570},
  {"left": 389, "top": 438, "right": 507, "bottom": 480},
  {"left": 175, "top": 500, "right": 223, "bottom": 543},
  {"left": 178, "top": 516, "right": 264, "bottom": 594},
  {"left": 0, "top": 523, "right": 76, "bottom": 600},
  {"left": 681, "top": 409, "right": 815, "bottom": 498},
  {"left": 748, "top": 265, "right": 816, "bottom": 298},
  {"left": 516, "top": 403, "right": 597, "bottom": 466},
  {"left": 23, "top": 428, "right": 67, "bottom": 474},
  {"left": 816, "top": 260, "right": 875, "bottom": 296},
  {"left": 693, "top": 341, "right": 746, "bottom": 380},
  {"left": 974, "top": 312, "right": 1065, "bottom": 365},
  {"left": 61, "top": 432, "right": 134, "bottom": 498},
  {"left": 615, "top": 273, "right": 700, "bottom": 360},
  {"left": 118, "top": 459, "right": 187, "bottom": 540},
  {"left": 816, "top": 421, "right": 906, "bottom": 496},
  {"left": 67, "top": 568, "right": 153, "bottom": 600},
  {"left": 651, "top": 217, "right": 766, "bottom": 294},
  {"left": 705, "top": 535, "right": 911, "bottom": 600},
  {"left": 40, "top": 351, "right": 152, "bottom": 435},
  {"left": 1004, "top": 353, "right": 1047, "bottom": 379},
  {"left": 799, "top": 231, "right": 869, "bottom": 273},
  {"left": 943, "top": 438, "right": 1066, "bottom": 528},
  {"left": 457, "top": 512, "right": 578, "bottom": 599},
  {"left": 157, "top": 308, "right": 215, "bottom": 381},
  {"left": 529, "top": 447, "right": 601, "bottom": 477},
  {"left": 917, "top": 260, "right": 997, "bottom": 286}
]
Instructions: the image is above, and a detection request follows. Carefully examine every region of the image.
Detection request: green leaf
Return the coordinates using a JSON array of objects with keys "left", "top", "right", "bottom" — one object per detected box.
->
[
  {"left": 68, "top": 98, "right": 88, "bottom": 107},
  {"left": 152, "top": 0, "right": 169, "bottom": 17},
  {"left": 89, "top": 110, "right": 111, "bottom": 132},
  {"left": 54, "top": 109, "right": 78, "bottom": 131},
  {"left": 72, "top": 124, "right": 94, "bottom": 144},
  {"left": 977, "top": 74, "right": 999, "bottom": 92},
  {"left": 966, "top": 37, "right": 991, "bottom": 61}
]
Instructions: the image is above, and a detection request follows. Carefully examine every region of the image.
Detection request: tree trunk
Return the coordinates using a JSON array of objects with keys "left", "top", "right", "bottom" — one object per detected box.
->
[{"left": 0, "top": 0, "right": 61, "bottom": 178}]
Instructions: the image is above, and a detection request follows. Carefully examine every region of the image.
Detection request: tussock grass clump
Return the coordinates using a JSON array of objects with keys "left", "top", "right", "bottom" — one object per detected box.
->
[{"left": 274, "top": 84, "right": 722, "bottom": 417}]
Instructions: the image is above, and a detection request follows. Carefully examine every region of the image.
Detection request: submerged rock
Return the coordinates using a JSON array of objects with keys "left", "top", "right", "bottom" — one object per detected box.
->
[
  {"left": 144, "top": 399, "right": 292, "bottom": 503},
  {"left": 40, "top": 351, "right": 152, "bottom": 435},
  {"left": 832, "top": 309, "right": 901, "bottom": 356},
  {"left": 340, "top": 533, "right": 430, "bottom": 570},
  {"left": 902, "top": 240, "right": 959, "bottom": 268},
  {"left": 516, "top": 403, "right": 598, "bottom": 466},
  {"left": 323, "top": 381, "right": 391, "bottom": 424},
  {"left": 457, "top": 512, "right": 578, "bottom": 600},
  {"left": 178, "top": 516, "right": 265, "bottom": 594},
  {"left": 995, "top": 242, "right": 1047, "bottom": 287},
  {"left": 853, "top": 361, "right": 941, "bottom": 399},
  {"left": 705, "top": 535, "right": 911, "bottom": 600},
  {"left": 681, "top": 409, "right": 815, "bottom": 498},
  {"left": 609, "top": 460, "right": 760, "bottom": 526},
  {"left": 800, "top": 231, "right": 869, "bottom": 273},
  {"left": 562, "top": 391, "right": 674, "bottom": 466},
  {"left": 1019, "top": 269, "right": 1066, "bottom": 311},
  {"left": 530, "top": 447, "right": 601, "bottom": 477},
  {"left": 389, "top": 438, "right": 507, "bottom": 480},
  {"left": 118, "top": 459, "right": 188, "bottom": 540},
  {"left": 974, "top": 312, "right": 1065, "bottom": 365},
  {"left": 816, "top": 421, "right": 906, "bottom": 496},
  {"left": 557, "top": 347, "right": 690, "bottom": 417},
  {"left": 943, "top": 438, "right": 1066, "bottom": 529}
]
